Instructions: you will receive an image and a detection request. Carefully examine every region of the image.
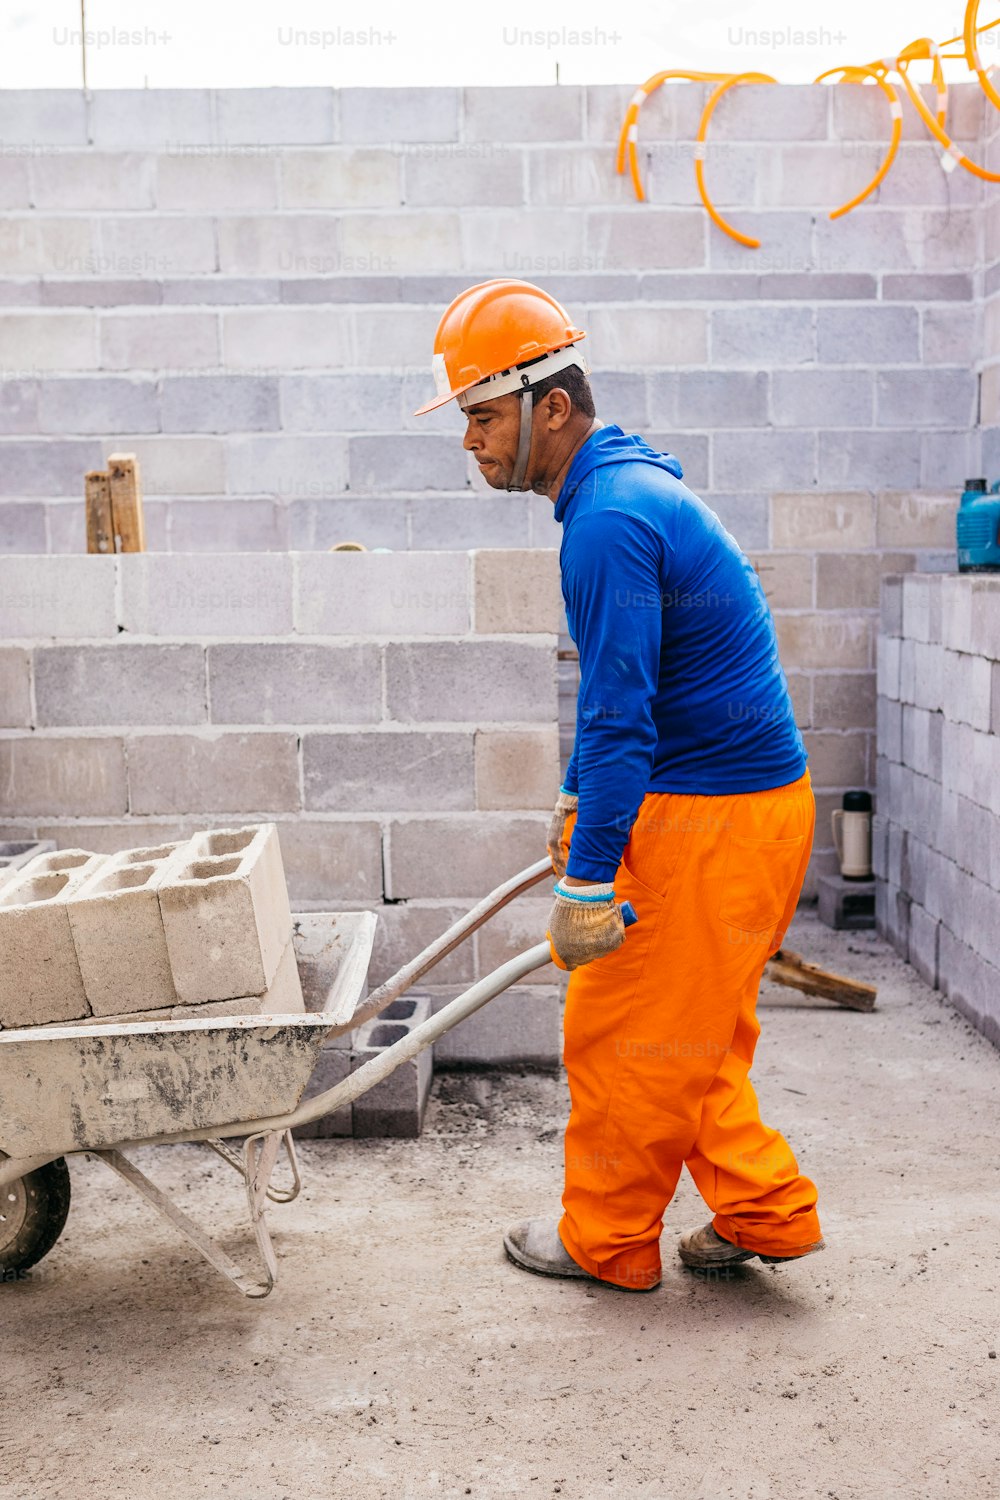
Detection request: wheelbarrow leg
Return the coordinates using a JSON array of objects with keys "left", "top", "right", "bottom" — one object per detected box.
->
[
  {"left": 205, "top": 1129, "right": 302, "bottom": 1204},
  {"left": 92, "top": 1146, "right": 279, "bottom": 1298}
]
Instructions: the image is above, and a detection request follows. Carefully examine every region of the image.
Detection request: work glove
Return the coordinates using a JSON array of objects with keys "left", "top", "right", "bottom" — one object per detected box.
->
[
  {"left": 547, "top": 879, "right": 626, "bottom": 972},
  {"left": 546, "top": 790, "right": 578, "bottom": 878}
]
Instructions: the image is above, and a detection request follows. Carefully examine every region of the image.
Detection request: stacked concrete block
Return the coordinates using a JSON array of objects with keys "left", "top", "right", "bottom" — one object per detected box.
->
[
  {"left": 0, "top": 839, "right": 55, "bottom": 871},
  {"left": 295, "top": 994, "right": 433, "bottom": 1140},
  {"left": 876, "top": 574, "right": 1000, "bottom": 1045},
  {"left": 0, "top": 850, "right": 105, "bottom": 1027},
  {"left": 67, "top": 841, "right": 183, "bottom": 1016},
  {"left": 157, "top": 824, "right": 301, "bottom": 1009}
]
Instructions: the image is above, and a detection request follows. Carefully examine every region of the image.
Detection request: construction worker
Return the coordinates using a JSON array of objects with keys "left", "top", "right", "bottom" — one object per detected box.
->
[{"left": 415, "top": 279, "right": 823, "bottom": 1293}]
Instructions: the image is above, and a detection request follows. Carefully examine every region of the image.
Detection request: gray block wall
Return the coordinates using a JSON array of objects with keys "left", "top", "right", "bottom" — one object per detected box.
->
[
  {"left": 0, "top": 81, "right": 991, "bottom": 889},
  {"left": 875, "top": 574, "right": 1000, "bottom": 1045},
  {"left": 0, "top": 548, "right": 563, "bottom": 998}
]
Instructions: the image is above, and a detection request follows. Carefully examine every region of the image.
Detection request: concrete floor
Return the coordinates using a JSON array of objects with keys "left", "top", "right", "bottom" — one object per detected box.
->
[{"left": 5, "top": 911, "right": 1000, "bottom": 1500}]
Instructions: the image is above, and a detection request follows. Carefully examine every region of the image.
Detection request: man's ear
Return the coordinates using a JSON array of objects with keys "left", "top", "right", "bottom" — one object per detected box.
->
[{"left": 540, "top": 387, "right": 573, "bottom": 429}]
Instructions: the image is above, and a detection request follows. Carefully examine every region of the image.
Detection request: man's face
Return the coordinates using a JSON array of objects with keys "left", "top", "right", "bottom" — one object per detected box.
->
[{"left": 462, "top": 392, "right": 530, "bottom": 490}]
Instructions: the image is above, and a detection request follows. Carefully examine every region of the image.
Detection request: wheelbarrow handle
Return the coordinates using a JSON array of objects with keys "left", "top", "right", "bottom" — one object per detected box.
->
[{"left": 346, "top": 855, "right": 554, "bottom": 1032}]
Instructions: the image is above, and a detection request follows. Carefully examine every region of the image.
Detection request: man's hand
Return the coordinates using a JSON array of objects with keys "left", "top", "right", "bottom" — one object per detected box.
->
[
  {"left": 546, "top": 790, "right": 578, "bottom": 878},
  {"left": 547, "top": 879, "right": 626, "bottom": 971}
]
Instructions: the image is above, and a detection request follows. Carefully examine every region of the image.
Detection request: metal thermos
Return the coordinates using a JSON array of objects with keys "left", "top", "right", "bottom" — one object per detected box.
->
[{"left": 831, "top": 790, "right": 872, "bottom": 880}]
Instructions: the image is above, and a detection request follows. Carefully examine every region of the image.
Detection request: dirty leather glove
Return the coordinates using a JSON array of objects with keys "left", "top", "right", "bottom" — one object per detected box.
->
[
  {"left": 546, "top": 790, "right": 578, "bottom": 878},
  {"left": 547, "top": 879, "right": 626, "bottom": 972}
]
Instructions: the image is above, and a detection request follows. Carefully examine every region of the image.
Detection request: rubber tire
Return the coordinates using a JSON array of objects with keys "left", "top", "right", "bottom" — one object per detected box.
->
[{"left": 0, "top": 1158, "right": 71, "bottom": 1276}]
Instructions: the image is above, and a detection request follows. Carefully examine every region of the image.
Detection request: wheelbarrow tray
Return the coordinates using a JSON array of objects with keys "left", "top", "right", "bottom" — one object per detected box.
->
[{"left": 0, "top": 910, "right": 377, "bottom": 1162}]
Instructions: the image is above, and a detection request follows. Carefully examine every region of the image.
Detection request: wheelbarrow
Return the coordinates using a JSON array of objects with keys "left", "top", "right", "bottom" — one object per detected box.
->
[{"left": 0, "top": 857, "right": 584, "bottom": 1299}]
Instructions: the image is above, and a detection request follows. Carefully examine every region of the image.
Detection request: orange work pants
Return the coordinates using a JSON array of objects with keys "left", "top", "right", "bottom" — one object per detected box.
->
[{"left": 559, "top": 769, "right": 821, "bottom": 1290}]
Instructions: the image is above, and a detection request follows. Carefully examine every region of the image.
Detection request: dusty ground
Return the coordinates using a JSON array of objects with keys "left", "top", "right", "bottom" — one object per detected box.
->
[{"left": 4, "top": 910, "right": 1000, "bottom": 1500}]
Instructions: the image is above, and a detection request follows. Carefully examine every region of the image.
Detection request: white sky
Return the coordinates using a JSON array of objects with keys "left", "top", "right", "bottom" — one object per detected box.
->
[{"left": 0, "top": 0, "right": 994, "bottom": 90}]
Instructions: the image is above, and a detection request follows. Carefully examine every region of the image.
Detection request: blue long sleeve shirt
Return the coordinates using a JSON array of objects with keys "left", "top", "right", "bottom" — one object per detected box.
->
[{"left": 557, "top": 426, "right": 807, "bottom": 883}]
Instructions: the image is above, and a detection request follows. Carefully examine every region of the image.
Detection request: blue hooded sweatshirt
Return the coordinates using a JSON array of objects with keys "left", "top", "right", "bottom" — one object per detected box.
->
[{"left": 556, "top": 425, "right": 807, "bottom": 883}]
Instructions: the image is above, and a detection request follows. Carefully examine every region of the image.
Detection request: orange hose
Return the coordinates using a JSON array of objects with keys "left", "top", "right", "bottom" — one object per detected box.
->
[
  {"left": 615, "top": 69, "right": 732, "bottom": 203},
  {"left": 889, "top": 32, "right": 1000, "bottom": 182},
  {"left": 694, "top": 73, "right": 777, "bottom": 249},
  {"left": 964, "top": 0, "right": 1000, "bottom": 112},
  {"left": 814, "top": 66, "right": 903, "bottom": 217}
]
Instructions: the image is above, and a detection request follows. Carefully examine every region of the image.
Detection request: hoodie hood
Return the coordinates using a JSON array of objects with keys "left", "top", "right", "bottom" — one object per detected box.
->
[{"left": 554, "top": 425, "right": 684, "bottom": 524}]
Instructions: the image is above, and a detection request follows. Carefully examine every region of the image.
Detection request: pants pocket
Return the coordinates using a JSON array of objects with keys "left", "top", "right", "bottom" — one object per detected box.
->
[{"left": 718, "top": 832, "right": 805, "bottom": 932}]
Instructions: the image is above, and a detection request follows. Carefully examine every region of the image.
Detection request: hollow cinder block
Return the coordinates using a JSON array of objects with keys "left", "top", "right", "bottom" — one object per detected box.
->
[
  {"left": 66, "top": 842, "right": 184, "bottom": 1017},
  {"left": 351, "top": 994, "right": 433, "bottom": 1139},
  {"left": 0, "top": 839, "right": 56, "bottom": 870},
  {"left": 0, "top": 850, "right": 105, "bottom": 1028},
  {"left": 157, "top": 823, "right": 295, "bottom": 1005},
  {"left": 169, "top": 937, "right": 304, "bottom": 1019},
  {"left": 293, "top": 1048, "right": 354, "bottom": 1140}
]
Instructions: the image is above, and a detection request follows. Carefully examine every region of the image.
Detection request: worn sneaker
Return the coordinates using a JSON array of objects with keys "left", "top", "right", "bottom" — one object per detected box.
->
[
  {"left": 678, "top": 1222, "right": 825, "bottom": 1272},
  {"left": 503, "top": 1218, "right": 660, "bottom": 1291}
]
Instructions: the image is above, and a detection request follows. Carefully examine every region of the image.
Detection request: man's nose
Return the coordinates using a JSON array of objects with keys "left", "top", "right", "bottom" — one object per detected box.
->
[{"left": 463, "top": 422, "right": 479, "bottom": 452}]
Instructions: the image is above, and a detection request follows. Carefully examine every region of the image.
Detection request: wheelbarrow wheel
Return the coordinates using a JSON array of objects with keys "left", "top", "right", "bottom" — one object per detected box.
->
[{"left": 0, "top": 1158, "right": 71, "bottom": 1277}]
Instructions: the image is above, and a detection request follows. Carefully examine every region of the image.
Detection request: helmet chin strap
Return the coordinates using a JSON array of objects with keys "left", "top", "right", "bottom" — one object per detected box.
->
[{"left": 506, "top": 388, "right": 534, "bottom": 493}]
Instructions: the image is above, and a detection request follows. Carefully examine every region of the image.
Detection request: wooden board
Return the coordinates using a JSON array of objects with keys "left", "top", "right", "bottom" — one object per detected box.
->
[
  {"left": 766, "top": 947, "right": 877, "bottom": 1012},
  {"left": 106, "top": 451, "right": 145, "bottom": 553},
  {"left": 84, "top": 469, "right": 113, "bottom": 554}
]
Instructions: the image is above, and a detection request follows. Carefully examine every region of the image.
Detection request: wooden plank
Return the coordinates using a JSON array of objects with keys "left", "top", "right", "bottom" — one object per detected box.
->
[
  {"left": 106, "top": 451, "right": 146, "bottom": 553},
  {"left": 84, "top": 469, "right": 113, "bottom": 554},
  {"left": 765, "top": 947, "right": 877, "bottom": 1012}
]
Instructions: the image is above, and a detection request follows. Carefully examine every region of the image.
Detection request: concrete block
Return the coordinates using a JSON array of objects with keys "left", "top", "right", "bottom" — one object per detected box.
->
[
  {"left": 280, "top": 373, "right": 403, "bottom": 432},
  {"left": 222, "top": 308, "right": 352, "bottom": 370},
  {"left": 127, "top": 734, "right": 300, "bottom": 816},
  {"left": 816, "top": 873, "right": 875, "bottom": 931},
  {"left": 160, "top": 376, "right": 279, "bottom": 434},
  {"left": 303, "top": 731, "right": 474, "bottom": 812},
  {"left": 870, "top": 813, "right": 888, "bottom": 880},
  {"left": 921, "top": 306, "right": 978, "bottom": 367},
  {"left": 168, "top": 499, "right": 285, "bottom": 553},
  {"left": 35, "top": 645, "right": 206, "bottom": 728},
  {"left": 32, "top": 152, "right": 155, "bottom": 210},
  {"left": 208, "top": 642, "right": 381, "bottom": 726},
  {"left": 0, "top": 379, "right": 38, "bottom": 436},
  {"left": 67, "top": 842, "right": 184, "bottom": 1017},
  {"left": 340, "top": 211, "right": 461, "bottom": 275},
  {"left": 340, "top": 88, "right": 459, "bottom": 143},
  {"left": 0, "top": 650, "right": 31, "bottom": 728},
  {"left": 883, "top": 273, "right": 973, "bottom": 303},
  {"left": 0, "top": 851, "right": 105, "bottom": 1028},
  {"left": 800, "top": 731, "right": 868, "bottom": 788},
  {"left": 876, "top": 695, "right": 903, "bottom": 763},
  {"left": 0, "top": 159, "right": 29, "bottom": 209},
  {"left": 0, "top": 438, "right": 105, "bottom": 498},
  {"left": 908, "top": 903, "right": 940, "bottom": 989},
  {"left": 272, "top": 820, "right": 383, "bottom": 904},
  {"left": 115, "top": 436, "right": 225, "bottom": 497},
  {"left": 409, "top": 496, "right": 532, "bottom": 552},
  {"left": 713, "top": 430, "right": 816, "bottom": 492},
  {"left": 88, "top": 90, "right": 215, "bottom": 147},
  {"left": 587, "top": 306, "right": 706, "bottom": 365},
  {"left": 672, "top": 371, "right": 768, "bottom": 429},
  {"left": 351, "top": 994, "right": 433, "bottom": 1138},
  {"left": 386, "top": 816, "right": 544, "bottom": 899},
  {"left": 815, "top": 554, "right": 880, "bottom": 610},
  {"left": 0, "top": 217, "right": 94, "bottom": 277},
  {"left": 703, "top": 495, "right": 769, "bottom": 551},
  {"left": 876, "top": 370, "right": 977, "bottom": 430},
  {"left": 0, "top": 312, "right": 96, "bottom": 371},
  {"left": 817, "top": 307, "right": 919, "bottom": 365},
  {"left": 969, "top": 578, "right": 1000, "bottom": 663},
  {"left": 776, "top": 615, "right": 870, "bottom": 673},
  {"left": 100, "top": 312, "right": 219, "bottom": 371},
  {"left": 588, "top": 371, "right": 649, "bottom": 430},
  {"left": 819, "top": 431, "right": 922, "bottom": 492},
  {"left": 772, "top": 369, "right": 873, "bottom": 429},
  {"left": 215, "top": 87, "right": 335, "bottom": 145},
  {"left": 385, "top": 640, "right": 556, "bottom": 723},
  {"left": 348, "top": 434, "right": 467, "bottom": 492},
  {"left": 294, "top": 551, "right": 470, "bottom": 636},
  {"left": 813, "top": 672, "right": 876, "bottom": 732},
  {"left": 37, "top": 376, "right": 159, "bottom": 436},
  {"left": 158, "top": 823, "right": 296, "bottom": 1005},
  {"left": 287, "top": 496, "right": 409, "bottom": 552},
  {"left": 941, "top": 576, "right": 975, "bottom": 654},
  {"left": 880, "top": 576, "right": 904, "bottom": 637},
  {"left": 38, "top": 278, "right": 162, "bottom": 309},
  {"left": 157, "top": 153, "right": 278, "bottom": 211},
  {"left": 217, "top": 214, "right": 346, "bottom": 277},
  {"left": 294, "top": 1046, "right": 353, "bottom": 1139},
  {"left": 119, "top": 553, "right": 293, "bottom": 637},
  {"left": 711, "top": 306, "right": 814, "bottom": 367},
  {"left": 464, "top": 86, "right": 583, "bottom": 142},
  {"left": 586, "top": 209, "right": 706, "bottom": 271},
  {"left": 281, "top": 148, "right": 401, "bottom": 209},
  {"left": 405, "top": 149, "right": 523, "bottom": 207},
  {"left": 940, "top": 926, "right": 1000, "bottom": 1047},
  {"left": 0, "top": 90, "right": 87, "bottom": 146},
  {"left": 475, "top": 728, "right": 561, "bottom": 811},
  {"left": 430, "top": 985, "right": 561, "bottom": 1067},
  {"left": 98, "top": 215, "right": 217, "bottom": 277},
  {"left": 527, "top": 145, "right": 629, "bottom": 207},
  {"left": 0, "top": 737, "right": 127, "bottom": 817},
  {"left": 770, "top": 493, "right": 874, "bottom": 550}
]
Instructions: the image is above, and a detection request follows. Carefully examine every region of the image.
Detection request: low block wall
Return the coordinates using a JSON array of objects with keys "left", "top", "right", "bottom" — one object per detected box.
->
[
  {"left": 875, "top": 573, "right": 1000, "bottom": 1043},
  {"left": 0, "top": 548, "right": 563, "bottom": 1005}
]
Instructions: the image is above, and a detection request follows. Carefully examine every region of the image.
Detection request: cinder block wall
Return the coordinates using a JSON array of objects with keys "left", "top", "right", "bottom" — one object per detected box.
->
[
  {"left": 0, "top": 548, "right": 563, "bottom": 992},
  {"left": 874, "top": 574, "right": 1000, "bottom": 1044},
  {"left": 0, "top": 82, "right": 989, "bottom": 889}
]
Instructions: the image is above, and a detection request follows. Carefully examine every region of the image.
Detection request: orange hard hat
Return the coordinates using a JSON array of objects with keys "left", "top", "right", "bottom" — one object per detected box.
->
[{"left": 413, "top": 278, "right": 588, "bottom": 416}]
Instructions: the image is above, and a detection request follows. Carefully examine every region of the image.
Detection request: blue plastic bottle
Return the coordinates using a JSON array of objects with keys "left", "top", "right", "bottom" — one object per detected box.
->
[{"left": 957, "top": 477, "right": 1000, "bottom": 571}]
